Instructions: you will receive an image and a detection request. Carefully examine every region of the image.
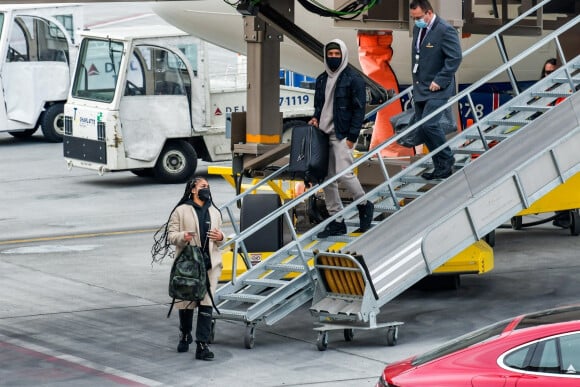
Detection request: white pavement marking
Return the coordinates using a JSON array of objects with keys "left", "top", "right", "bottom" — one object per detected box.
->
[
  {"left": 0, "top": 334, "right": 165, "bottom": 387},
  {"left": 1, "top": 244, "right": 101, "bottom": 254}
]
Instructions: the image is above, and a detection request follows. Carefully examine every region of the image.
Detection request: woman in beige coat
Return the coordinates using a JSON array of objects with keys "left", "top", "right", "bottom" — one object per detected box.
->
[{"left": 152, "top": 177, "right": 224, "bottom": 360}]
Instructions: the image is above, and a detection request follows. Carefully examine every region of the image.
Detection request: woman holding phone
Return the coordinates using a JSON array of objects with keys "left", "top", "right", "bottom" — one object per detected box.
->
[{"left": 152, "top": 176, "right": 225, "bottom": 361}]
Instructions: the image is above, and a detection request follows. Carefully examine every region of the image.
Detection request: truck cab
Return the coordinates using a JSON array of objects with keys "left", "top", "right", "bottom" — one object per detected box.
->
[
  {"left": 0, "top": 4, "right": 82, "bottom": 142},
  {"left": 64, "top": 26, "right": 314, "bottom": 183}
]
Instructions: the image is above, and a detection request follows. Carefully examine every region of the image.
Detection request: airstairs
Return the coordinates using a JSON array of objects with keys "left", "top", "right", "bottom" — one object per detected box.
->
[{"left": 213, "top": 3, "right": 580, "bottom": 348}]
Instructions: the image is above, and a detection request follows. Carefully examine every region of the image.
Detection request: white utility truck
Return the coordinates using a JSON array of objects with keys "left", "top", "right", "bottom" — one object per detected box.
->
[
  {"left": 0, "top": 4, "right": 82, "bottom": 142},
  {"left": 63, "top": 26, "right": 314, "bottom": 183}
]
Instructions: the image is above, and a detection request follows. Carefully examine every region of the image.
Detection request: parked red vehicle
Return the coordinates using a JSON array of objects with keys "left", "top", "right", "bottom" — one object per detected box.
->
[{"left": 377, "top": 305, "right": 580, "bottom": 387}]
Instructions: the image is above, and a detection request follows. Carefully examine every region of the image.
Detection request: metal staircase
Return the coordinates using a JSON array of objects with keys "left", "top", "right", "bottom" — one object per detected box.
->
[{"left": 213, "top": 3, "right": 580, "bottom": 348}]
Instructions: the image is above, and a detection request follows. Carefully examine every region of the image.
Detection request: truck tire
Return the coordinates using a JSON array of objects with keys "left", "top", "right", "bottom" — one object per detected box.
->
[
  {"left": 41, "top": 103, "right": 65, "bottom": 143},
  {"left": 154, "top": 140, "right": 197, "bottom": 183},
  {"left": 131, "top": 168, "right": 154, "bottom": 178},
  {"left": 9, "top": 128, "right": 38, "bottom": 139}
]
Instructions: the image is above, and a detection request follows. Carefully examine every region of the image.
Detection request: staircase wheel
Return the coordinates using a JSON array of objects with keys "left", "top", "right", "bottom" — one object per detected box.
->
[
  {"left": 511, "top": 216, "right": 523, "bottom": 230},
  {"left": 244, "top": 325, "right": 256, "bottom": 349},
  {"left": 317, "top": 331, "right": 328, "bottom": 351},
  {"left": 386, "top": 327, "right": 398, "bottom": 346},
  {"left": 343, "top": 328, "right": 354, "bottom": 342},
  {"left": 570, "top": 210, "right": 580, "bottom": 236}
]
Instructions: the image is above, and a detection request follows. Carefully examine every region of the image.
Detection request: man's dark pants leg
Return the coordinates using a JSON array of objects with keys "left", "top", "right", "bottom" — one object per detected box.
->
[{"left": 414, "top": 99, "right": 454, "bottom": 172}]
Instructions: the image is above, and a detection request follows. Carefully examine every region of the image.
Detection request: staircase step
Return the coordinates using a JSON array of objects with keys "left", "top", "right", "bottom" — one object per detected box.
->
[
  {"left": 486, "top": 119, "right": 530, "bottom": 126},
  {"left": 395, "top": 190, "right": 423, "bottom": 199},
  {"left": 285, "top": 248, "right": 315, "bottom": 257},
  {"left": 373, "top": 203, "right": 399, "bottom": 212},
  {"left": 220, "top": 293, "right": 266, "bottom": 303},
  {"left": 323, "top": 234, "right": 358, "bottom": 243},
  {"left": 453, "top": 148, "right": 485, "bottom": 155},
  {"left": 510, "top": 105, "right": 551, "bottom": 112},
  {"left": 531, "top": 91, "right": 571, "bottom": 98},
  {"left": 400, "top": 175, "right": 442, "bottom": 184},
  {"left": 265, "top": 263, "right": 306, "bottom": 272},
  {"left": 212, "top": 308, "right": 247, "bottom": 321},
  {"left": 463, "top": 134, "right": 509, "bottom": 141},
  {"left": 244, "top": 278, "right": 288, "bottom": 288},
  {"left": 552, "top": 77, "right": 580, "bottom": 84}
]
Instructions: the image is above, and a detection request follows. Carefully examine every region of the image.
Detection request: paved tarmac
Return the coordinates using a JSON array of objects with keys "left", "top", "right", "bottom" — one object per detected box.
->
[{"left": 1, "top": 132, "right": 580, "bottom": 386}]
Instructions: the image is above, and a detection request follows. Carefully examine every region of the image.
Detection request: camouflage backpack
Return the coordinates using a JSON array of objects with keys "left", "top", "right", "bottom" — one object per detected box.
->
[{"left": 167, "top": 244, "right": 208, "bottom": 317}]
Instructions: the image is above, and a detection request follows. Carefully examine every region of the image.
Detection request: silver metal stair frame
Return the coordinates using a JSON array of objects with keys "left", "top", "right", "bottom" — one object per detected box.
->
[{"left": 214, "top": 3, "right": 580, "bottom": 336}]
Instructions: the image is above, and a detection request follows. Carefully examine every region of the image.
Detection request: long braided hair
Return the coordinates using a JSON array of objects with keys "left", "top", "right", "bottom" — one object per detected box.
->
[
  {"left": 151, "top": 177, "right": 222, "bottom": 264},
  {"left": 151, "top": 177, "right": 201, "bottom": 264}
]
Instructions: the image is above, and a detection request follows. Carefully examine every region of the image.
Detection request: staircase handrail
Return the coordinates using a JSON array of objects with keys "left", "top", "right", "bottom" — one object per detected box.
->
[
  {"left": 220, "top": 14, "right": 579, "bottom": 250},
  {"left": 365, "top": 0, "right": 554, "bottom": 120}
]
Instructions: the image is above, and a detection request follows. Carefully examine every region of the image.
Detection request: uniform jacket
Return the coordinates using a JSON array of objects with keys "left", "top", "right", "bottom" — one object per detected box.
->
[
  {"left": 313, "top": 66, "right": 366, "bottom": 143},
  {"left": 411, "top": 15, "right": 462, "bottom": 102},
  {"left": 168, "top": 203, "right": 224, "bottom": 308}
]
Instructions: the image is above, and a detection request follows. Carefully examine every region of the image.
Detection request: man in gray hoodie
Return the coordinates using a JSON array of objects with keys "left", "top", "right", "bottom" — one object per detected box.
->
[{"left": 309, "top": 39, "right": 374, "bottom": 238}]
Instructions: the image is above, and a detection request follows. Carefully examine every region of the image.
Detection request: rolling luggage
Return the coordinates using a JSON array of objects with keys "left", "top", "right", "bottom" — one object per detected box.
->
[{"left": 288, "top": 124, "right": 329, "bottom": 184}]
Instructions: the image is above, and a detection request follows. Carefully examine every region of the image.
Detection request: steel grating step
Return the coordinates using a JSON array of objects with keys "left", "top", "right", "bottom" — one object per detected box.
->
[
  {"left": 373, "top": 203, "right": 399, "bottom": 212},
  {"left": 486, "top": 119, "right": 531, "bottom": 126},
  {"left": 510, "top": 105, "right": 551, "bottom": 112},
  {"left": 552, "top": 77, "right": 580, "bottom": 84},
  {"left": 453, "top": 148, "right": 485, "bottom": 155},
  {"left": 220, "top": 293, "right": 266, "bottom": 303},
  {"left": 265, "top": 263, "right": 306, "bottom": 272},
  {"left": 323, "top": 234, "right": 358, "bottom": 243},
  {"left": 285, "top": 248, "right": 315, "bottom": 257},
  {"left": 395, "top": 190, "right": 422, "bottom": 199},
  {"left": 212, "top": 308, "right": 247, "bottom": 321},
  {"left": 243, "top": 278, "right": 288, "bottom": 288},
  {"left": 531, "top": 91, "right": 572, "bottom": 98},
  {"left": 400, "top": 175, "right": 442, "bottom": 185},
  {"left": 463, "top": 134, "right": 509, "bottom": 141}
]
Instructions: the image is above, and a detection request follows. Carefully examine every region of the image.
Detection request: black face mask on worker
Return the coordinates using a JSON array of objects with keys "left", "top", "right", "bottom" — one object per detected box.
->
[{"left": 198, "top": 188, "right": 211, "bottom": 202}]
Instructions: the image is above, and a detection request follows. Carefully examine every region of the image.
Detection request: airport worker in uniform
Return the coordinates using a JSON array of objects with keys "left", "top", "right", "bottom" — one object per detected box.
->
[{"left": 409, "top": 0, "right": 462, "bottom": 180}]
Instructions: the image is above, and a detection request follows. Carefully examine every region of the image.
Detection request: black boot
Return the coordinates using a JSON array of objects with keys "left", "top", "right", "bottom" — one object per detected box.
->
[
  {"left": 317, "top": 220, "right": 347, "bottom": 238},
  {"left": 422, "top": 157, "right": 454, "bottom": 180},
  {"left": 195, "top": 341, "right": 214, "bottom": 361},
  {"left": 177, "top": 309, "right": 193, "bottom": 353},
  {"left": 195, "top": 306, "right": 214, "bottom": 360},
  {"left": 357, "top": 201, "right": 374, "bottom": 232}
]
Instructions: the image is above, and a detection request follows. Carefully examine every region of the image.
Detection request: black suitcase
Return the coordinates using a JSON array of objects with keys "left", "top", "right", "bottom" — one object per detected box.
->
[
  {"left": 288, "top": 124, "right": 329, "bottom": 184},
  {"left": 240, "top": 193, "right": 283, "bottom": 253}
]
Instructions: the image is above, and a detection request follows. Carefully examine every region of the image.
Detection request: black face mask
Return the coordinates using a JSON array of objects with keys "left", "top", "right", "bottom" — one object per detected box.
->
[
  {"left": 198, "top": 188, "right": 211, "bottom": 202},
  {"left": 326, "top": 57, "right": 341, "bottom": 72}
]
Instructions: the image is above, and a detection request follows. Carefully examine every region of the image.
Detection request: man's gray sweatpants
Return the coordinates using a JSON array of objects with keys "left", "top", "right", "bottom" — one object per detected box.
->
[{"left": 323, "top": 133, "right": 366, "bottom": 216}]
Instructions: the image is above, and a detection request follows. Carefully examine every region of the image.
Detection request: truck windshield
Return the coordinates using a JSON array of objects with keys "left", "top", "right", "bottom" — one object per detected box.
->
[
  {"left": 0, "top": 13, "right": 4, "bottom": 36},
  {"left": 6, "top": 16, "right": 69, "bottom": 63},
  {"left": 72, "top": 38, "right": 124, "bottom": 103}
]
